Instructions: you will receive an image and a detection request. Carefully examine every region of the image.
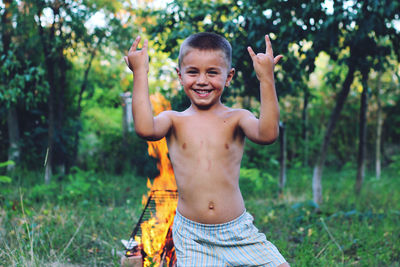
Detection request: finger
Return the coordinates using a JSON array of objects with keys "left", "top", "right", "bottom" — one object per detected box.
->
[
  {"left": 142, "top": 39, "right": 148, "bottom": 52},
  {"left": 274, "top": 55, "right": 283, "bottom": 65},
  {"left": 265, "top": 34, "right": 273, "bottom": 56},
  {"left": 124, "top": 56, "right": 128, "bottom": 66},
  {"left": 124, "top": 56, "right": 133, "bottom": 70},
  {"left": 247, "top": 46, "right": 256, "bottom": 60},
  {"left": 129, "top": 36, "right": 141, "bottom": 52}
]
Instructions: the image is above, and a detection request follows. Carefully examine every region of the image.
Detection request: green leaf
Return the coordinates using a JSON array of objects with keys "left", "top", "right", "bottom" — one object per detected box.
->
[
  {"left": 0, "top": 176, "right": 12, "bottom": 183},
  {"left": 0, "top": 160, "right": 15, "bottom": 168}
]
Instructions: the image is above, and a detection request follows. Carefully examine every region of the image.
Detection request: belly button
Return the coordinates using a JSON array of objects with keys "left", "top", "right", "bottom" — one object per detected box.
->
[{"left": 208, "top": 201, "right": 215, "bottom": 210}]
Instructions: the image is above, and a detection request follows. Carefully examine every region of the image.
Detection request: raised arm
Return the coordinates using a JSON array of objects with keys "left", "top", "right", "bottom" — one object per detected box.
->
[
  {"left": 124, "top": 36, "right": 172, "bottom": 141},
  {"left": 239, "top": 34, "right": 283, "bottom": 145}
]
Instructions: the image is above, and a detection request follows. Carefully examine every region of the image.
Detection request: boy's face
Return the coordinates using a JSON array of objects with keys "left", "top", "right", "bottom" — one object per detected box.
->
[{"left": 177, "top": 48, "right": 235, "bottom": 109}]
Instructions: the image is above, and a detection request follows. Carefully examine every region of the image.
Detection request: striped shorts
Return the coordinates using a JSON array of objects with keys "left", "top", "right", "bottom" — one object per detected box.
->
[{"left": 172, "top": 209, "right": 287, "bottom": 267}]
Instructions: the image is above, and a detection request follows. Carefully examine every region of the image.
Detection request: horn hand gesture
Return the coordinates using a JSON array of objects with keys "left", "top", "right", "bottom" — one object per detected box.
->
[
  {"left": 247, "top": 34, "right": 282, "bottom": 83},
  {"left": 124, "top": 36, "right": 149, "bottom": 74}
]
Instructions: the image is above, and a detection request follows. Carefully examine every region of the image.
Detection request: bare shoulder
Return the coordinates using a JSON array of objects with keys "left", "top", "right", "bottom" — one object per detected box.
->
[
  {"left": 157, "top": 110, "right": 181, "bottom": 119},
  {"left": 225, "top": 108, "right": 256, "bottom": 121},
  {"left": 156, "top": 110, "right": 189, "bottom": 124},
  {"left": 158, "top": 110, "right": 178, "bottom": 116}
]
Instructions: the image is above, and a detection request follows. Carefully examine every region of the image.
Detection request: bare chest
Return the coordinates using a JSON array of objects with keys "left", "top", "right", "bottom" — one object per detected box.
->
[{"left": 171, "top": 115, "right": 242, "bottom": 151}]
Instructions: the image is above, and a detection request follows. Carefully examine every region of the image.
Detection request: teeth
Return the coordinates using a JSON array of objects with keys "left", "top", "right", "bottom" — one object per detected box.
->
[{"left": 194, "top": 90, "right": 211, "bottom": 94}]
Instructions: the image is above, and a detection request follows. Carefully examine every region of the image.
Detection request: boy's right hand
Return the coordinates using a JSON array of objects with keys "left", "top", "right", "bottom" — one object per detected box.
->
[{"left": 124, "top": 36, "right": 149, "bottom": 74}]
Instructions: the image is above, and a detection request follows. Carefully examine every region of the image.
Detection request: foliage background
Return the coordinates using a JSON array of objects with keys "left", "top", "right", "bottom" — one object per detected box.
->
[{"left": 1, "top": 0, "right": 399, "bottom": 266}]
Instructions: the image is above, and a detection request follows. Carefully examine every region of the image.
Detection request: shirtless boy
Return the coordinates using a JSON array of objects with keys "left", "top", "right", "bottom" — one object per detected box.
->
[{"left": 125, "top": 32, "right": 289, "bottom": 267}]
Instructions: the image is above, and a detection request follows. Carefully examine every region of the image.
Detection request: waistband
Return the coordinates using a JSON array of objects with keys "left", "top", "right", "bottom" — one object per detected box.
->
[{"left": 174, "top": 209, "right": 248, "bottom": 230}]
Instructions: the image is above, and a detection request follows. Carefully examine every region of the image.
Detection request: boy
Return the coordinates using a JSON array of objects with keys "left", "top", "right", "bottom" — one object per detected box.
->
[{"left": 124, "top": 32, "right": 289, "bottom": 267}]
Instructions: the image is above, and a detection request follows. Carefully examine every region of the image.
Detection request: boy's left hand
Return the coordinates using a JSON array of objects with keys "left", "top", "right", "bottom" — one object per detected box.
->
[
  {"left": 247, "top": 34, "right": 282, "bottom": 83},
  {"left": 124, "top": 36, "right": 149, "bottom": 74}
]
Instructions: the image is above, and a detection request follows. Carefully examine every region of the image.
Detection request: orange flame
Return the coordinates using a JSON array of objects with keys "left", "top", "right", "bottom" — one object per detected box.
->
[{"left": 135, "top": 92, "right": 177, "bottom": 266}]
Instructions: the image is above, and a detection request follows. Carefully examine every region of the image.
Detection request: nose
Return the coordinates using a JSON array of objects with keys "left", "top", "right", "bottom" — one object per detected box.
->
[{"left": 196, "top": 73, "right": 208, "bottom": 85}]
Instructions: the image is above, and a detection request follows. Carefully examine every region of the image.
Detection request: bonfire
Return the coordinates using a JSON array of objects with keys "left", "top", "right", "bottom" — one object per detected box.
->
[{"left": 122, "top": 93, "right": 178, "bottom": 267}]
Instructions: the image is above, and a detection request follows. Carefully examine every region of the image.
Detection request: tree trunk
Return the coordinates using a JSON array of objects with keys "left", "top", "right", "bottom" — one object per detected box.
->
[
  {"left": 375, "top": 72, "right": 383, "bottom": 180},
  {"left": 45, "top": 80, "right": 55, "bottom": 184},
  {"left": 2, "top": 0, "right": 17, "bottom": 171},
  {"left": 38, "top": 11, "right": 56, "bottom": 184},
  {"left": 355, "top": 71, "right": 369, "bottom": 194},
  {"left": 312, "top": 64, "right": 356, "bottom": 205},
  {"left": 44, "top": 148, "right": 53, "bottom": 184},
  {"left": 55, "top": 51, "right": 67, "bottom": 175},
  {"left": 53, "top": 9, "right": 67, "bottom": 174},
  {"left": 121, "top": 92, "right": 134, "bottom": 139},
  {"left": 302, "top": 90, "right": 309, "bottom": 167},
  {"left": 279, "top": 122, "right": 287, "bottom": 195},
  {"left": 71, "top": 36, "right": 103, "bottom": 166},
  {"left": 7, "top": 106, "right": 20, "bottom": 172}
]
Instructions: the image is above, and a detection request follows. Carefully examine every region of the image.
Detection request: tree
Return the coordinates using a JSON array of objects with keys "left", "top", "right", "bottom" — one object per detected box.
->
[
  {"left": 32, "top": 0, "right": 135, "bottom": 182},
  {"left": 0, "top": 0, "right": 48, "bottom": 171},
  {"left": 267, "top": 0, "right": 400, "bottom": 204},
  {"left": 370, "top": 63, "right": 399, "bottom": 180},
  {"left": 1, "top": 0, "right": 19, "bottom": 171},
  {"left": 279, "top": 122, "right": 287, "bottom": 194},
  {"left": 0, "top": 0, "right": 138, "bottom": 181},
  {"left": 309, "top": 0, "right": 400, "bottom": 203},
  {"left": 355, "top": 70, "right": 369, "bottom": 194},
  {"left": 375, "top": 71, "right": 383, "bottom": 180}
]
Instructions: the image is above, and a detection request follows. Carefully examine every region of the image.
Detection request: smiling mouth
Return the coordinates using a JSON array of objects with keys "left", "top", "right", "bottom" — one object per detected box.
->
[{"left": 192, "top": 89, "right": 213, "bottom": 97}]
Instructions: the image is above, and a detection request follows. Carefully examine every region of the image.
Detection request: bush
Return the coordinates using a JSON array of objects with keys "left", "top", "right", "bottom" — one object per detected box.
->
[
  {"left": 79, "top": 106, "right": 158, "bottom": 176},
  {"left": 388, "top": 154, "right": 400, "bottom": 176},
  {"left": 240, "top": 167, "right": 279, "bottom": 199},
  {"left": 242, "top": 139, "right": 280, "bottom": 170}
]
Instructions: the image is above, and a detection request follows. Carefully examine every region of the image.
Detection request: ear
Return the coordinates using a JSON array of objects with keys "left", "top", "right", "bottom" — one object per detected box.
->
[
  {"left": 176, "top": 67, "right": 183, "bottom": 84},
  {"left": 225, "top": 68, "right": 235, "bottom": 87}
]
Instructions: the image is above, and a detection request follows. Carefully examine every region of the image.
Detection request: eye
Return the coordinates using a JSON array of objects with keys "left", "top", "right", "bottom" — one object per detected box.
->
[
  {"left": 208, "top": 71, "right": 218, "bottom": 75},
  {"left": 187, "top": 70, "right": 198, "bottom": 75}
]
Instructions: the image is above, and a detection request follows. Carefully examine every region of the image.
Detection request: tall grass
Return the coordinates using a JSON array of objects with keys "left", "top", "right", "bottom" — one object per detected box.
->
[
  {"left": 1, "top": 170, "right": 148, "bottom": 266},
  {"left": 1, "top": 167, "right": 399, "bottom": 266},
  {"left": 243, "top": 167, "right": 400, "bottom": 266}
]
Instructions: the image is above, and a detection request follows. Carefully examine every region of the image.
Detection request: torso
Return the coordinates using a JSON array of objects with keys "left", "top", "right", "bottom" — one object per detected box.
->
[{"left": 166, "top": 106, "right": 246, "bottom": 224}]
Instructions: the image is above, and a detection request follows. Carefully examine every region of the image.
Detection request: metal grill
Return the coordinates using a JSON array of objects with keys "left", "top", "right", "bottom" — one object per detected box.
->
[{"left": 124, "top": 190, "right": 178, "bottom": 266}]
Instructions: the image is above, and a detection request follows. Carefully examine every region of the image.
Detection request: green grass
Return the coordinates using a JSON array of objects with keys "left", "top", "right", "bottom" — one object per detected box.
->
[
  {"left": 243, "top": 167, "right": 400, "bottom": 267},
  {"left": 1, "top": 167, "right": 399, "bottom": 266},
  {"left": 1, "top": 169, "right": 149, "bottom": 266}
]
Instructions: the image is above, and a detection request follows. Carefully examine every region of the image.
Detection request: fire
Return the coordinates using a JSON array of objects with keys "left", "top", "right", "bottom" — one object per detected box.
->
[{"left": 135, "top": 92, "right": 178, "bottom": 266}]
